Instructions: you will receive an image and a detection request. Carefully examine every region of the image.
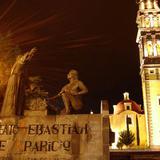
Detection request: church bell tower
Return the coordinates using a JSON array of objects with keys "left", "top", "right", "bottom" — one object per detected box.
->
[{"left": 136, "top": 0, "right": 160, "bottom": 148}]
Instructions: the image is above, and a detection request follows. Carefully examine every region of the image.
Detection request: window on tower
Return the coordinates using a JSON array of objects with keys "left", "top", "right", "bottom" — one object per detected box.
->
[
  {"left": 146, "top": 40, "right": 153, "bottom": 56},
  {"left": 157, "top": 96, "right": 160, "bottom": 106},
  {"left": 145, "top": 16, "right": 151, "bottom": 28},
  {"left": 156, "top": 40, "right": 160, "bottom": 56},
  {"left": 149, "top": 14, "right": 154, "bottom": 27},
  {"left": 153, "top": 16, "right": 159, "bottom": 27},
  {"left": 148, "top": 69, "right": 157, "bottom": 80},
  {"left": 150, "top": 69, "right": 155, "bottom": 74}
]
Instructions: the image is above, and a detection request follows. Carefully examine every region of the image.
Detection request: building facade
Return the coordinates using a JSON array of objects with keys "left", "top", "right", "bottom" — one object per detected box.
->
[
  {"left": 136, "top": 0, "right": 160, "bottom": 148},
  {"left": 109, "top": 92, "right": 147, "bottom": 149}
]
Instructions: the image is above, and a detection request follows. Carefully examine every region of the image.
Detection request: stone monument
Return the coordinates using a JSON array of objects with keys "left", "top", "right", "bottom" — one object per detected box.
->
[{"left": 0, "top": 56, "right": 109, "bottom": 159}]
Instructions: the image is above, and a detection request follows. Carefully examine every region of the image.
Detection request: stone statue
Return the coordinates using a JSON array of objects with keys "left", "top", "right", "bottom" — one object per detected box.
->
[
  {"left": 51, "top": 70, "right": 88, "bottom": 114},
  {"left": 25, "top": 76, "right": 48, "bottom": 111},
  {"left": 0, "top": 48, "right": 37, "bottom": 116}
]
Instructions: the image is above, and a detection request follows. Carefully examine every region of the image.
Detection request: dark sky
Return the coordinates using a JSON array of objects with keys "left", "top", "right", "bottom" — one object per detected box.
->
[{"left": 0, "top": 0, "right": 144, "bottom": 113}]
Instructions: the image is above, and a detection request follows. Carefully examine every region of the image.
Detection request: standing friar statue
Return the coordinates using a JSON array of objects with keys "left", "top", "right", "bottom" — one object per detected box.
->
[{"left": 0, "top": 48, "right": 37, "bottom": 117}]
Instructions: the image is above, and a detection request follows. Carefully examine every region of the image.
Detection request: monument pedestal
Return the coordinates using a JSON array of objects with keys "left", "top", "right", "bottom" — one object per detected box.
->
[
  {"left": 0, "top": 101, "right": 109, "bottom": 160},
  {"left": 0, "top": 114, "right": 108, "bottom": 160}
]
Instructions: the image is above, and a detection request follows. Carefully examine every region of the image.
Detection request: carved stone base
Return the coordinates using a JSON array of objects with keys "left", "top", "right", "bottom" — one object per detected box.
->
[
  {"left": 0, "top": 114, "right": 109, "bottom": 159},
  {"left": 24, "top": 109, "right": 47, "bottom": 116}
]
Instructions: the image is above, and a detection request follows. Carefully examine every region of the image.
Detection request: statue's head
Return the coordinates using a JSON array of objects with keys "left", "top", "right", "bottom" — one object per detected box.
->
[
  {"left": 67, "top": 69, "right": 78, "bottom": 80},
  {"left": 16, "top": 55, "right": 23, "bottom": 60}
]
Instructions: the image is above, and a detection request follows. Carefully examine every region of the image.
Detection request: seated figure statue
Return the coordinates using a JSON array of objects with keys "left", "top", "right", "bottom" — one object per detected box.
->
[{"left": 55, "top": 69, "right": 88, "bottom": 114}]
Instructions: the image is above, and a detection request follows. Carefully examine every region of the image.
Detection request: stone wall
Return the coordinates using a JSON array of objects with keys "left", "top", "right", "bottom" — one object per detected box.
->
[{"left": 0, "top": 113, "right": 109, "bottom": 160}]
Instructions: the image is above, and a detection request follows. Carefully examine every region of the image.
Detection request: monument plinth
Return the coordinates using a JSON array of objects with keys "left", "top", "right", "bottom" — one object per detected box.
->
[{"left": 0, "top": 111, "right": 109, "bottom": 160}]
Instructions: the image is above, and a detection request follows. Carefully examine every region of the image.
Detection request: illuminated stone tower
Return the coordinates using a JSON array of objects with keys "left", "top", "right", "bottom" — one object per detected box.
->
[{"left": 136, "top": 0, "right": 160, "bottom": 148}]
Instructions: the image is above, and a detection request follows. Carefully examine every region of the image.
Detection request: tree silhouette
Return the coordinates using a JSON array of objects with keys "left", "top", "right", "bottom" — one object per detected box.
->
[{"left": 118, "top": 130, "right": 135, "bottom": 147}]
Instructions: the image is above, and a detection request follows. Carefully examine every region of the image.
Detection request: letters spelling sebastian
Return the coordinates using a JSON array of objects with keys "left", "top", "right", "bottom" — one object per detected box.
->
[
  {"left": 28, "top": 123, "right": 89, "bottom": 135},
  {"left": 24, "top": 123, "right": 89, "bottom": 152}
]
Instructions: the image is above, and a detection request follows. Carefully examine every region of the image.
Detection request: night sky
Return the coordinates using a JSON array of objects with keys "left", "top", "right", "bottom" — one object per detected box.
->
[{"left": 0, "top": 0, "right": 145, "bottom": 113}]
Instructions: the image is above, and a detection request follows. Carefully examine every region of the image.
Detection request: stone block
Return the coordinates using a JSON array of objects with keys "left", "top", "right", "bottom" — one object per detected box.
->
[
  {"left": 0, "top": 114, "right": 109, "bottom": 160},
  {"left": 24, "top": 110, "right": 47, "bottom": 116}
]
